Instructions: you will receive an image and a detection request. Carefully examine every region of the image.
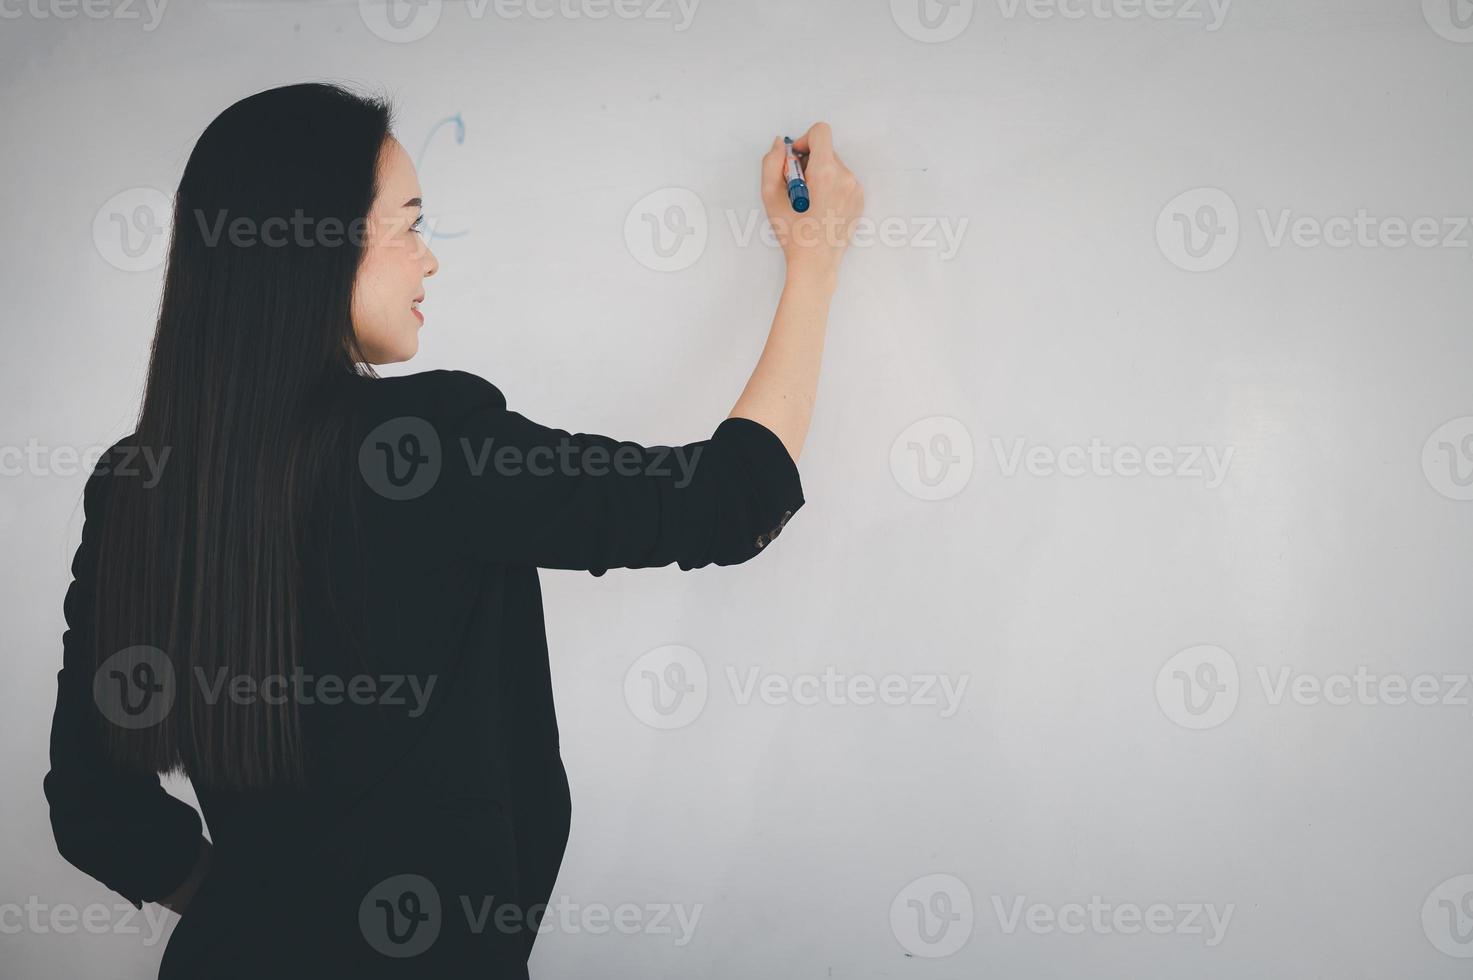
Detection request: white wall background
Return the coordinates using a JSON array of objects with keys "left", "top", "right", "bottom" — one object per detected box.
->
[{"left": 4, "top": 0, "right": 1473, "bottom": 976}]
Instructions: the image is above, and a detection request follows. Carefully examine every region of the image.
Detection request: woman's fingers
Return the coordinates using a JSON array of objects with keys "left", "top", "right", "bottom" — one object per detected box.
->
[
  {"left": 761, "top": 136, "right": 792, "bottom": 213},
  {"left": 789, "top": 121, "right": 833, "bottom": 160}
]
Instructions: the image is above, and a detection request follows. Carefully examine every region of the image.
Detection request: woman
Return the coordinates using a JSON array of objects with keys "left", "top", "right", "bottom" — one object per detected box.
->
[{"left": 44, "top": 82, "right": 862, "bottom": 978}]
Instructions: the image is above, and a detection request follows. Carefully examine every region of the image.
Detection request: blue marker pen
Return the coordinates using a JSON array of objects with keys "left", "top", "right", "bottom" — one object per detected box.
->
[{"left": 783, "top": 137, "right": 810, "bottom": 213}]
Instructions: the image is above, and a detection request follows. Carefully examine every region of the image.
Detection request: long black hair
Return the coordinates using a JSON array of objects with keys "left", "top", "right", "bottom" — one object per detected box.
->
[{"left": 90, "top": 82, "right": 392, "bottom": 791}]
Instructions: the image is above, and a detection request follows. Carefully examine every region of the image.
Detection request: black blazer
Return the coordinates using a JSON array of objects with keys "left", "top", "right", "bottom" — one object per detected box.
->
[{"left": 44, "top": 369, "right": 805, "bottom": 978}]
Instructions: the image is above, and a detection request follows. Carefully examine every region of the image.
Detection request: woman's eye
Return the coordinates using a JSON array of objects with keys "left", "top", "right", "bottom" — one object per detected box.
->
[{"left": 411, "top": 214, "right": 425, "bottom": 235}]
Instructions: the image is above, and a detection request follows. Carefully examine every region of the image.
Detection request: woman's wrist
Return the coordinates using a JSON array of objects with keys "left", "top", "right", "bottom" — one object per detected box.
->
[{"left": 783, "top": 258, "right": 840, "bottom": 297}]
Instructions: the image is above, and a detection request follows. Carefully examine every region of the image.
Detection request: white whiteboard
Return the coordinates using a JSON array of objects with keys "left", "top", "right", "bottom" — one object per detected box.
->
[{"left": 4, "top": 1, "right": 1473, "bottom": 977}]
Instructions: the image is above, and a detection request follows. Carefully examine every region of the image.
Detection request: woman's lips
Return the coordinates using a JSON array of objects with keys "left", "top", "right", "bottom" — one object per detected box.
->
[{"left": 411, "top": 307, "right": 424, "bottom": 325}]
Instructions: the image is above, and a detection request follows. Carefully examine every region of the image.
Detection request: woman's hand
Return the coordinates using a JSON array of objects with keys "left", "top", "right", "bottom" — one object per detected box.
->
[
  {"left": 159, "top": 836, "right": 212, "bottom": 915},
  {"left": 761, "top": 122, "right": 864, "bottom": 287}
]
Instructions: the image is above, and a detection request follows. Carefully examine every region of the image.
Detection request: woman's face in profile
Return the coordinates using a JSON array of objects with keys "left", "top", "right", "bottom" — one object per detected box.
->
[{"left": 352, "top": 137, "right": 439, "bottom": 364}]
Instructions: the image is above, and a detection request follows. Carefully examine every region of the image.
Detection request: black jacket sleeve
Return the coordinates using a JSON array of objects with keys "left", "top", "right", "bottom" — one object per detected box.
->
[
  {"left": 432, "top": 371, "right": 806, "bottom": 575},
  {"left": 42, "top": 462, "right": 206, "bottom": 910}
]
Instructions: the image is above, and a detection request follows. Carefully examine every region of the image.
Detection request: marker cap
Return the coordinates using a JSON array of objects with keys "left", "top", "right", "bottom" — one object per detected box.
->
[{"left": 787, "top": 179, "right": 810, "bottom": 213}]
